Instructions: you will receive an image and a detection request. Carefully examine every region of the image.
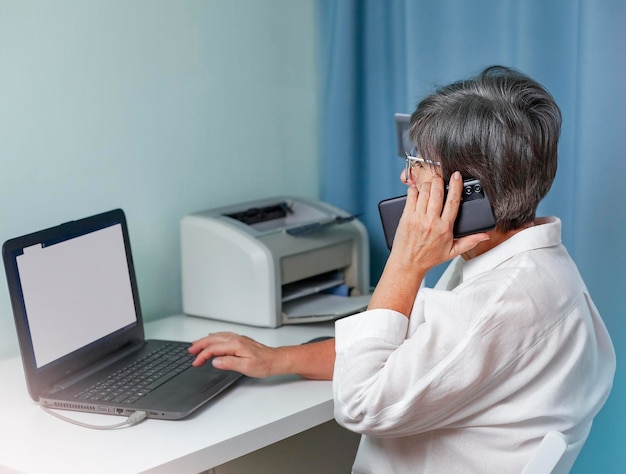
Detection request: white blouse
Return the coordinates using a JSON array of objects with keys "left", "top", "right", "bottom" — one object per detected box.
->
[{"left": 333, "top": 217, "right": 615, "bottom": 473}]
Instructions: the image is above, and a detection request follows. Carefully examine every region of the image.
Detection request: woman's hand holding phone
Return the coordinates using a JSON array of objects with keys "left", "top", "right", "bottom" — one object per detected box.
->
[
  {"left": 393, "top": 173, "right": 489, "bottom": 271},
  {"left": 370, "top": 173, "right": 489, "bottom": 316}
]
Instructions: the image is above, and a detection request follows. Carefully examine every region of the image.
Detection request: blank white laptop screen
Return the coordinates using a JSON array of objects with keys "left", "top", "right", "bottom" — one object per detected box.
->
[{"left": 16, "top": 224, "right": 137, "bottom": 368}]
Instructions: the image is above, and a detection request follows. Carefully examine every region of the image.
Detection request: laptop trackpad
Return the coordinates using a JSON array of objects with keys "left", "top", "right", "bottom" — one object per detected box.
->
[{"left": 145, "top": 365, "right": 239, "bottom": 407}]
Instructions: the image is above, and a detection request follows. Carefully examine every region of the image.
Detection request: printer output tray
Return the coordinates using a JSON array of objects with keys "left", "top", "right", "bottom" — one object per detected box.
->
[{"left": 282, "top": 293, "right": 370, "bottom": 324}]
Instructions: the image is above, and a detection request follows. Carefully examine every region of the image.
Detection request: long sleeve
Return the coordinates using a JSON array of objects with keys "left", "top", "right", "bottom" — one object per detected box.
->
[{"left": 331, "top": 219, "right": 615, "bottom": 473}]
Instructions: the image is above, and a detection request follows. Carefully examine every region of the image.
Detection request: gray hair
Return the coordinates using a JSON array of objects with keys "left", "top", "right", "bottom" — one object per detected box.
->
[{"left": 409, "top": 65, "right": 562, "bottom": 232}]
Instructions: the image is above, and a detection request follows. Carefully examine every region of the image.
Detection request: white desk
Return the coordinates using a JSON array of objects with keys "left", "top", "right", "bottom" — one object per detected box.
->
[{"left": 0, "top": 314, "right": 337, "bottom": 474}]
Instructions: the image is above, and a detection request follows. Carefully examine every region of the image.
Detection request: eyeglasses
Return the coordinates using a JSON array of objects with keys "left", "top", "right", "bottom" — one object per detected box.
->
[{"left": 403, "top": 148, "right": 441, "bottom": 179}]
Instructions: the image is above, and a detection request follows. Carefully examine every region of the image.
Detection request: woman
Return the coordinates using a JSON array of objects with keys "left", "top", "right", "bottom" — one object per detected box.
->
[{"left": 189, "top": 66, "right": 615, "bottom": 473}]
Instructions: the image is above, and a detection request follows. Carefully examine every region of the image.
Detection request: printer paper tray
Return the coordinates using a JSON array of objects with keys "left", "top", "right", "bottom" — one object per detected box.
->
[{"left": 282, "top": 293, "right": 370, "bottom": 322}]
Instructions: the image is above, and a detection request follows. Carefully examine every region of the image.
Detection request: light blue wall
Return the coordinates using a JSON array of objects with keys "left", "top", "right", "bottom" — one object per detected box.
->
[{"left": 0, "top": 0, "right": 319, "bottom": 360}]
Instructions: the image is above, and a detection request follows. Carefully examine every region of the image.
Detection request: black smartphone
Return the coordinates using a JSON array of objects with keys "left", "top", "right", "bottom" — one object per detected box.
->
[{"left": 378, "top": 179, "right": 496, "bottom": 250}]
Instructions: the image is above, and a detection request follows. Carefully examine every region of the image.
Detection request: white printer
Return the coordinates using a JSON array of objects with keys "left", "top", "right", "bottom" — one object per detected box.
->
[{"left": 180, "top": 196, "right": 370, "bottom": 327}]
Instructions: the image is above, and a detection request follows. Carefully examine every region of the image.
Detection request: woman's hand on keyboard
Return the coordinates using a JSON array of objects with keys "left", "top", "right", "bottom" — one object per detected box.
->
[
  {"left": 189, "top": 332, "right": 278, "bottom": 378},
  {"left": 188, "top": 332, "right": 335, "bottom": 380}
]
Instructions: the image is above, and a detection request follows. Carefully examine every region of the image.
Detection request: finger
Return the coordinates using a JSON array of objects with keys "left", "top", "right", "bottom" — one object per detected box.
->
[
  {"left": 426, "top": 176, "right": 446, "bottom": 216},
  {"left": 414, "top": 181, "right": 431, "bottom": 215},
  {"left": 189, "top": 337, "right": 211, "bottom": 355},
  {"left": 192, "top": 345, "right": 222, "bottom": 367},
  {"left": 453, "top": 232, "right": 490, "bottom": 255},
  {"left": 400, "top": 169, "right": 410, "bottom": 184},
  {"left": 212, "top": 355, "right": 250, "bottom": 373},
  {"left": 189, "top": 332, "right": 238, "bottom": 352},
  {"left": 190, "top": 335, "right": 242, "bottom": 367},
  {"left": 441, "top": 171, "right": 463, "bottom": 223},
  {"left": 191, "top": 351, "right": 212, "bottom": 367},
  {"left": 405, "top": 184, "right": 419, "bottom": 210}
]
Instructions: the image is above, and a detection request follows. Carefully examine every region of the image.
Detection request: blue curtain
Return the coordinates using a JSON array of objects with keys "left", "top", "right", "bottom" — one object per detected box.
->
[{"left": 316, "top": 1, "right": 626, "bottom": 472}]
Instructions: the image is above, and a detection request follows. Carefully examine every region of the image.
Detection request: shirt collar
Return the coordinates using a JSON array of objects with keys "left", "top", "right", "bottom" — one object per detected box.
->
[{"left": 461, "top": 216, "right": 562, "bottom": 282}]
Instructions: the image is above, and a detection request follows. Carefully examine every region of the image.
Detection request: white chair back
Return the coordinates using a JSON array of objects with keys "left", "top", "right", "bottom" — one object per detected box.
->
[{"left": 521, "top": 431, "right": 568, "bottom": 474}]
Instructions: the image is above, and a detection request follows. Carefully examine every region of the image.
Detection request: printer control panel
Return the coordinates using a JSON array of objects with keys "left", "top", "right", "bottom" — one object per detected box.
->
[{"left": 225, "top": 202, "right": 292, "bottom": 226}]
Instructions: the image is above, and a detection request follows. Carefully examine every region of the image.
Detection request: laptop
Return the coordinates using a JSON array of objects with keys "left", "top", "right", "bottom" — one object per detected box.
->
[{"left": 2, "top": 209, "right": 243, "bottom": 420}]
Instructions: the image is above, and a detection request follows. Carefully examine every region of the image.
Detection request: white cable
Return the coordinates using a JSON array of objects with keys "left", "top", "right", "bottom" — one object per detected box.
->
[{"left": 41, "top": 405, "right": 147, "bottom": 430}]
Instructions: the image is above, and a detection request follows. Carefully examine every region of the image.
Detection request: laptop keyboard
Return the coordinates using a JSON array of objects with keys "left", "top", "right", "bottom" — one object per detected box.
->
[{"left": 75, "top": 343, "right": 194, "bottom": 405}]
